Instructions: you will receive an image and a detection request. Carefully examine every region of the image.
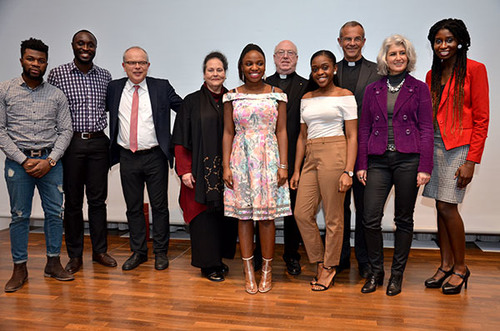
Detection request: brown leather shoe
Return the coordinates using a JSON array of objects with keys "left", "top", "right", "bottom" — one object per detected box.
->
[
  {"left": 92, "top": 252, "right": 117, "bottom": 268},
  {"left": 44, "top": 256, "right": 75, "bottom": 281},
  {"left": 5, "top": 262, "right": 28, "bottom": 293},
  {"left": 65, "top": 257, "right": 83, "bottom": 274}
]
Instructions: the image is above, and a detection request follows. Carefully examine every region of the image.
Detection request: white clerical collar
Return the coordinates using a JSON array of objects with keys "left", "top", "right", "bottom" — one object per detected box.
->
[
  {"left": 348, "top": 62, "right": 356, "bottom": 67},
  {"left": 279, "top": 74, "right": 287, "bottom": 79}
]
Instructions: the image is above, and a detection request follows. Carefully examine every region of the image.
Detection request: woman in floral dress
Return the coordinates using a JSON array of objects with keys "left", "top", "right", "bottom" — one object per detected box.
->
[{"left": 222, "top": 44, "right": 291, "bottom": 294}]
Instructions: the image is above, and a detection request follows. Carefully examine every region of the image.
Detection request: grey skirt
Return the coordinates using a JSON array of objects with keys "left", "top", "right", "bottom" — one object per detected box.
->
[{"left": 423, "top": 130, "right": 469, "bottom": 204}]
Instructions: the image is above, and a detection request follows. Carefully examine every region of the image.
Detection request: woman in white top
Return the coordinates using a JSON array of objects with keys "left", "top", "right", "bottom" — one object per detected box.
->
[{"left": 290, "top": 50, "right": 358, "bottom": 291}]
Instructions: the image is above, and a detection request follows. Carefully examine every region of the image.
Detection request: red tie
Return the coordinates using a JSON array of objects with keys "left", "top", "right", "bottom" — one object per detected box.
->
[{"left": 130, "top": 85, "right": 140, "bottom": 152}]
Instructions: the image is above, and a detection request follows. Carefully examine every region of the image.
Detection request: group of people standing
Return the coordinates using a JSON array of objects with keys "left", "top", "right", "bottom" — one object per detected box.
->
[{"left": 0, "top": 18, "right": 489, "bottom": 299}]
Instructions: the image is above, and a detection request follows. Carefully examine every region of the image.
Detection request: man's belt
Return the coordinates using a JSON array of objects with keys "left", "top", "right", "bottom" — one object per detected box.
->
[{"left": 74, "top": 131, "right": 106, "bottom": 139}]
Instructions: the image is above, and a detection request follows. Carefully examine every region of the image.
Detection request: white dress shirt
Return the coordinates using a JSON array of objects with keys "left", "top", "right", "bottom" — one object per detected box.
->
[{"left": 117, "top": 79, "right": 159, "bottom": 150}]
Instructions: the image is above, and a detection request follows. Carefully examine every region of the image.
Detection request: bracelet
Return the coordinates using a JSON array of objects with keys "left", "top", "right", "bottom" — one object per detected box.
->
[{"left": 278, "top": 163, "right": 288, "bottom": 170}]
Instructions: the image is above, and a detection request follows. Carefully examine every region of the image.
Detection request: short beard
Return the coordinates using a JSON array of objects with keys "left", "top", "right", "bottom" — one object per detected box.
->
[{"left": 23, "top": 68, "right": 44, "bottom": 81}]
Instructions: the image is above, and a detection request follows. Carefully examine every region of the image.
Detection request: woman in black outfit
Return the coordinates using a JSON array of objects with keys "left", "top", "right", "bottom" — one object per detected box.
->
[{"left": 172, "top": 52, "right": 238, "bottom": 281}]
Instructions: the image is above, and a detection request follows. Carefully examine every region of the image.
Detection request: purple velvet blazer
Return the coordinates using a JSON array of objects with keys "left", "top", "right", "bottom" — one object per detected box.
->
[{"left": 356, "top": 73, "right": 434, "bottom": 174}]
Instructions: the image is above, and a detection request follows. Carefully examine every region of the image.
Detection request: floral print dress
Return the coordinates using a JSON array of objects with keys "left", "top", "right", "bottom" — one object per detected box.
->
[{"left": 223, "top": 89, "right": 291, "bottom": 220}]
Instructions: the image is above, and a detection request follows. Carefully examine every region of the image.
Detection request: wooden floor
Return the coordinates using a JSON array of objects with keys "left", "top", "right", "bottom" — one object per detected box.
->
[{"left": 1, "top": 230, "right": 499, "bottom": 330}]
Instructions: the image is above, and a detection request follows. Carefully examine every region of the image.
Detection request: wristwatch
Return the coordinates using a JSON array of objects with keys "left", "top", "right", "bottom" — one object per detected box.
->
[
  {"left": 343, "top": 170, "right": 354, "bottom": 177},
  {"left": 46, "top": 157, "right": 57, "bottom": 167}
]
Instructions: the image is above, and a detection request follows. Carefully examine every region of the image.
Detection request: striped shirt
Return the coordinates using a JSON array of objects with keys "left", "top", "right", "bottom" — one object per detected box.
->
[
  {"left": 0, "top": 77, "right": 73, "bottom": 164},
  {"left": 48, "top": 61, "right": 111, "bottom": 132}
]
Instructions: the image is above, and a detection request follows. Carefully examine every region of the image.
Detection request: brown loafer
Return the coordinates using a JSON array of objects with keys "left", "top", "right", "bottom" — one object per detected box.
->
[
  {"left": 65, "top": 257, "right": 83, "bottom": 274},
  {"left": 92, "top": 252, "right": 117, "bottom": 268}
]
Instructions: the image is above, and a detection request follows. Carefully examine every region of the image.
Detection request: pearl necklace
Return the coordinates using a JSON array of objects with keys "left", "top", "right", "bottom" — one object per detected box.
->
[{"left": 387, "top": 78, "right": 405, "bottom": 93}]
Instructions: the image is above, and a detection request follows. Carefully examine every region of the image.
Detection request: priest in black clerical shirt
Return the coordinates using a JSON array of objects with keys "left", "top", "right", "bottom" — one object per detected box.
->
[
  {"left": 336, "top": 21, "right": 381, "bottom": 278},
  {"left": 254, "top": 40, "right": 307, "bottom": 276}
]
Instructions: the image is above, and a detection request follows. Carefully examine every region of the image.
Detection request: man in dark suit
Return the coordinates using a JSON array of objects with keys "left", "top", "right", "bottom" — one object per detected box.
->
[
  {"left": 107, "top": 46, "right": 182, "bottom": 271},
  {"left": 264, "top": 40, "right": 308, "bottom": 275},
  {"left": 336, "top": 21, "right": 381, "bottom": 278}
]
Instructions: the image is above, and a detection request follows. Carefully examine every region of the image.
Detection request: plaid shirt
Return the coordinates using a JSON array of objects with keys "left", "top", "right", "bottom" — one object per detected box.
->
[
  {"left": 0, "top": 77, "right": 73, "bottom": 164},
  {"left": 48, "top": 61, "right": 111, "bottom": 132}
]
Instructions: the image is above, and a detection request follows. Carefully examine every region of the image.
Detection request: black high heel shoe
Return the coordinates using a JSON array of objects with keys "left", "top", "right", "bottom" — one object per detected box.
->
[
  {"left": 424, "top": 267, "right": 453, "bottom": 288},
  {"left": 442, "top": 267, "right": 470, "bottom": 295},
  {"left": 311, "top": 265, "right": 336, "bottom": 291}
]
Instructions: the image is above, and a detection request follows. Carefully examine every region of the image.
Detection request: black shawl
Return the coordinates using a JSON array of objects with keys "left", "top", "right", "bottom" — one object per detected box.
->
[{"left": 172, "top": 84, "right": 227, "bottom": 209}]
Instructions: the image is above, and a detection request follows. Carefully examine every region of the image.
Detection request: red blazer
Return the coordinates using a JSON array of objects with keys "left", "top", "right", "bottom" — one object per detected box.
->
[{"left": 426, "top": 59, "right": 489, "bottom": 163}]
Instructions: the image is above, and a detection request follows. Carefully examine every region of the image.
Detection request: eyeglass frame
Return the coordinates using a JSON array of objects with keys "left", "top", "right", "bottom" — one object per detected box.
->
[
  {"left": 124, "top": 61, "right": 149, "bottom": 67},
  {"left": 274, "top": 49, "right": 297, "bottom": 57}
]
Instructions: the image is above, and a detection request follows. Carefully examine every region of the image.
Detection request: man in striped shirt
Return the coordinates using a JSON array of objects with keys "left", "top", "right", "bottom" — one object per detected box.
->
[
  {"left": 48, "top": 30, "right": 116, "bottom": 274},
  {"left": 0, "top": 38, "right": 74, "bottom": 292}
]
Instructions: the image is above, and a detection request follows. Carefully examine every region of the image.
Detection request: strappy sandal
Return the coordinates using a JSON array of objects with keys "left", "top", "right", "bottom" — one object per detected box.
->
[{"left": 312, "top": 265, "right": 337, "bottom": 291}]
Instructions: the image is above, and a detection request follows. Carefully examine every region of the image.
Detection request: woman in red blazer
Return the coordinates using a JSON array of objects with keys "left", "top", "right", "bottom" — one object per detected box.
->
[{"left": 423, "top": 18, "right": 489, "bottom": 295}]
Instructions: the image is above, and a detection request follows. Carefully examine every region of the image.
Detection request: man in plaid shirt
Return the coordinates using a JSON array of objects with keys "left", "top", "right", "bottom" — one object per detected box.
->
[{"left": 48, "top": 30, "right": 117, "bottom": 274}]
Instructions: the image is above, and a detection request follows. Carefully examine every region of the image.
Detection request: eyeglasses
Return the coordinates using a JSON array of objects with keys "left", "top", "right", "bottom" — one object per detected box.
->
[
  {"left": 275, "top": 50, "right": 297, "bottom": 57},
  {"left": 124, "top": 61, "right": 149, "bottom": 67}
]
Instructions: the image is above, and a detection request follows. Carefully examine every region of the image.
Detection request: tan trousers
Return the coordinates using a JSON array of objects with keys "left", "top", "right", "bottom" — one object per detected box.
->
[{"left": 294, "top": 136, "right": 346, "bottom": 267}]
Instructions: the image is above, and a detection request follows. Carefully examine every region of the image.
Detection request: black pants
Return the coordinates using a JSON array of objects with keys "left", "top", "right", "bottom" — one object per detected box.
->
[
  {"left": 63, "top": 135, "right": 109, "bottom": 258},
  {"left": 340, "top": 176, "right": 369, "bottom": 267},
  {"left": 363, "top": 151, "right": 419, "bottom": 276},
  {"left": 254, "top": 187, "right": 302, "bottom": 261},
  {"left": 119, "top": 147, "right": 169, "bottom": 255},
  {"left": 189, "top": 211, "right": 238, "bottom": 268}
]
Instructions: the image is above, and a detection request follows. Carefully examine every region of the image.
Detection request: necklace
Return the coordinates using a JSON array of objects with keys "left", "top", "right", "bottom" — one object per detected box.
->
[{"left": 387, "top": 78, "right": 405, "bottom": 93}]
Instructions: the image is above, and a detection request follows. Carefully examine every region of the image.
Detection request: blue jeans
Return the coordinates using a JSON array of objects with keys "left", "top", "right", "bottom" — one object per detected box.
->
[{"left": 4, "top": 157, "right": 64, "bottom": 263}]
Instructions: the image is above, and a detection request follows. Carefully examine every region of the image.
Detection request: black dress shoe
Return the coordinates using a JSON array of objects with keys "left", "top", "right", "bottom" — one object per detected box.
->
[
  {"left": 202, "top": 268, "right": 225, "bottom": 282},
  {"left": 361, "top": 274, "right": 384, "bottom": 293},
  {"left": 358, "top": 263, "right": 371, "bottom": 279},
  {"left": 386, "top": 273, "right": 403, "bottom": 296},
  {"left": 92, "top": 252, "right": 117, "bottom": 268},
  {"left": 65, "top": 257, "right": 83, "bottom": 274},
  {"left": 154, "top": 253, "right": 169, "bottom": 270},
  {"left": 122, "top": 253, "right": 148, "bottom": 271},
  {"left": 219, "top": 263, "right": 229, "bottom": 275},
  {"left": 284, "top": 258, "right": 301, "bottom": 276}
]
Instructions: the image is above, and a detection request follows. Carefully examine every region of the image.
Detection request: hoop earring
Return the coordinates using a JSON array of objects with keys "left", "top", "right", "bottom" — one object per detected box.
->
[{"left": 457, "top": 44, "right": 463, "bottom": 49}]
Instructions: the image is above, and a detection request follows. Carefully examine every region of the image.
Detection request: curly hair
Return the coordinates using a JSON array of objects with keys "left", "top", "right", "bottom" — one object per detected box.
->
[
  {"left": 20, "top": 38, "right": 48, "bottom": 58},
  {"left": 376, "top": 34, "right": 417, "bottom": 76},
  {"left": 428, "top": 18, "right": 470, "bottom": 134}
]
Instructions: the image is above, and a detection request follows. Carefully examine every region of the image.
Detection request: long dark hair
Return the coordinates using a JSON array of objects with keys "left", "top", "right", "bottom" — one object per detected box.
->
[
  {"left": 237, "top": 43, "right": 265, "bottom": 82},
  {"left": 428, "top": 18, "right": 470, "bottom": 134},
  {"left": 306, "top": 50, "right": 338, "bottom": 92}
]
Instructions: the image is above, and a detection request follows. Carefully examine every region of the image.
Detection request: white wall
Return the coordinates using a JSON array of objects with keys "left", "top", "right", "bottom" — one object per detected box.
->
[{"left": 0, "top": 0, "right": 498, "bottom": 232}]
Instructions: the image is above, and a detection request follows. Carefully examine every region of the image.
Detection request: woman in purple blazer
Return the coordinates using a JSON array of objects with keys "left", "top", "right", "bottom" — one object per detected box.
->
[{"left": 356, "top": 35, "right": 434, "bottom": 296}]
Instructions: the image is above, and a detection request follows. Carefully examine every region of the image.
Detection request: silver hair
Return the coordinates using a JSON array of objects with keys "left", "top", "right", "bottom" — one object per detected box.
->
[
  {"left": 376, "top": 34, "right": 416, "bottom": 76},
  {"left": 122, "top": 46, "right": 149, "bottom": 62},
  {"left": 338, "top": 21, "right": 365, "bottom": 39}
]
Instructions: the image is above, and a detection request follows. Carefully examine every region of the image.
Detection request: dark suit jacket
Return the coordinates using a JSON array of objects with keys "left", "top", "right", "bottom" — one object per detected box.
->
[
  {"left": 357, "top": 74, "right": 434, "bottom": 174},
  {"left": 107, "top": 76, "right": 183, "bottom": 167},
  {"left": 265, "top": 72, "right": 308, "bottom": 177},
  {"left": 336, "top": 57, "right": 380, "bottom": 119}
]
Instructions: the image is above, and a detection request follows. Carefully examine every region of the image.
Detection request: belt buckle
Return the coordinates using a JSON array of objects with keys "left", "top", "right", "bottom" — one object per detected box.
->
[
  {"left": 81, "top": 132, "right": 91, "bottom": 139},
  {"left": 387, "top": 144, "right": 396, "bottom": 152},
  {"left": 30, "top": 150, "right": 42, "bottom": 157}
]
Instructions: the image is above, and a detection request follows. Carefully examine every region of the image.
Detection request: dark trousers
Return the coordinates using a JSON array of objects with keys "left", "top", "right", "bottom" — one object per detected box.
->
[
  {"left": 340, "top": 176, "right": 369, "bottom": 267},
  {"left": 189, "top": 211, "right": 238, "bottom": 269},
  {"left": 363, "top": 151, "right": 419, "bottom": 276},
  {"left": 119, "top": 147, "right": 169, "bottom": 255},
  {"left": 63, "top": 135, "right": 109, "bottom": 258},
  {"left": 254, "top": 186, "right": 302, "bottom": 261}
]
